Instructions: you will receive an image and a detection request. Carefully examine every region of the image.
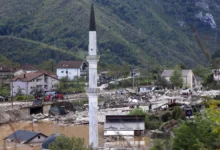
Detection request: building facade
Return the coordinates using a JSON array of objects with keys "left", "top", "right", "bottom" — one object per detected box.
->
[
  {"left": 104, "top": 115, "right": 145, "bottom": 136},
  {"left": 161, "top": 69, "right": 196, "bottom": 89},
  {"left": 11, "top": 73, "right": 59, "bottom": 96},
  {"left": 56, "top": 61, "right": 88, "bottom": 80}
]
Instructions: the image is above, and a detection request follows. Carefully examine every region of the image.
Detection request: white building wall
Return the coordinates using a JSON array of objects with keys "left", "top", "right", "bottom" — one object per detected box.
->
[
  {"left": 214, "top": 74, "right": 220, "bottom": 81},
  {"left": 104, "top": 131, "right": 134, "bottom": 136},
  {"left": 26, "top": 70, "right": 38, "bottom": 73},
  {"left": 27, "top": 135, "right": 47, "bottom": 144},
  {"left": 163, "top": 73, "right": 194, "bottom": 89},
  {"left": 11, "top": 80, "right": 27, "bottom": 96},
  {"left": 47, "top": 76, "right": 60, "bottom": 91},
  {"left": 57, "top": 68, "right": 80, "bottom": 80},
  {"left": 14, "top": 70, "right": 25, "bottom": 77}
]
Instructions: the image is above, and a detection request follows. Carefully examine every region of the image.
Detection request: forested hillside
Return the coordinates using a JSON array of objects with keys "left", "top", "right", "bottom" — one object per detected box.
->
[{"left": 0, "top": 0, "right": 219, "bottom": 67}]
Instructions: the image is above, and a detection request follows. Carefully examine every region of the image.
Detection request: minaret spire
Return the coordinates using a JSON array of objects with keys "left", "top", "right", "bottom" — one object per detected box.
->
[{"left": 89, "top": 3, "right": 96, "bottom": 31}]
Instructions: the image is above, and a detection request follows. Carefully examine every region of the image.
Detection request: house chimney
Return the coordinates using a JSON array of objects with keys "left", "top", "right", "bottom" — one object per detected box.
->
[{"left": 24, "top": 74, "right": 26, "bottom": 78}]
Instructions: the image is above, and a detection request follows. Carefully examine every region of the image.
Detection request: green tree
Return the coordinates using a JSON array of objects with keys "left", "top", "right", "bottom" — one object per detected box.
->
[
  {"left": 149, "top": 139, "right": 164, "bottom": 150},
  {"left": 172, "top": 117, "right": 219, "bottom": 150},
  {"left": 49, "top": 136, "right": 88, "bottom": 150},
  {"left": 173, "top": 124, "right": 200, "bottom": 150},
  {"left": 170, "top": 66, "right": 183, "bottom": 89},
  {"left": 172, "top": 107, "right": 185, "bottom": 120},
  {"left": 178, "top": 63, "right": 186, "bottom": 69},
  {"left": 38, "top": 59, "right": 56, "bottom": 73}
]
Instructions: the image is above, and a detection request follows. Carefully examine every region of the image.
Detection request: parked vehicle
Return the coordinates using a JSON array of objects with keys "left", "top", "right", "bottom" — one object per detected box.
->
[
  {"left": 0, "top": 96, "right": 5, "bottom": 102},
  {"left": 181, "top": 88, "right": 192, "bottom": 95},
  {"left": 44, "top": 91, "right": 64, "bottom": 101}
]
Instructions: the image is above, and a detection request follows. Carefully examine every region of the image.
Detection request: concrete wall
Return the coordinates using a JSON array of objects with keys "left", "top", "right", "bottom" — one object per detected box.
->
[
  {"left": 20, "top": 107, "right": 30, "bottom": 114},
  {"left": 43, "top": 105, "right": 51, "bottom": 114},
  {"left": 57, "top": 68, "right": 80, "bottom": 80}
]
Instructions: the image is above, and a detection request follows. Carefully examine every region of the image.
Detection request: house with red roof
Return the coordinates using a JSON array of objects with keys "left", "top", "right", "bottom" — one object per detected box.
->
[
  {"left": 11, "top": 72, "right": 59, "bottom": 96},
  {"left": 0, "top": 65, "right": 17, "bottom": 85},
  {"left": 14, "top": 64, "right": 38, "bottom": 77},
  {"left": 56, "top": 61, "right": 88, "bottom": 80}
]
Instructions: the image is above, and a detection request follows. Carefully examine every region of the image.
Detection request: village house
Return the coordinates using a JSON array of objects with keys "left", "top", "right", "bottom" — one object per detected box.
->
[
  {"left": 0, "top": 65, "right": 16, "bottom": 85},
  {"left": 56, "top": 61, "right": 88, "bottom": 80},
  {"left": 161, "top": 69, "right": 196, "bottom": 89},
  {"left": 11, "top": 72, "right": 59, "bottom": 96},
  {"left": 14, "top": 64, "right": 38, "bottom": 76},
  {"left": 5, "top": 130, "right": 47, "bottom": 144}
]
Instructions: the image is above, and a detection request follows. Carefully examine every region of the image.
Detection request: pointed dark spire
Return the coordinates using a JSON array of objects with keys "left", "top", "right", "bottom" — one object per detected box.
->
[{"left": 89, "top": 3, "right": 96, "bottom": 31}]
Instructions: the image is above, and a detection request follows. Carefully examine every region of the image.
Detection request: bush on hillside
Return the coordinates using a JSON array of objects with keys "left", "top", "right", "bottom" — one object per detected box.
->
[
  {"left": 161, "top": 111, "right": 172, "bottom": 122},
  {"left": 172, "top": 107, "right": 185, "bottom": 120}
]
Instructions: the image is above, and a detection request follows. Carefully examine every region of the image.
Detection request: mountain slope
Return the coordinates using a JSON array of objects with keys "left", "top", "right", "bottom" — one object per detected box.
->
[
  {"left": 0, "top": 0, "right": 219, "bottom": 67},
  {"left": 0, "top": 36, "right": 79, "bottom": 64}
]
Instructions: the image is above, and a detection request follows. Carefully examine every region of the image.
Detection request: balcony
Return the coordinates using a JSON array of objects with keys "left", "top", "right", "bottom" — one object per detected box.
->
[
  {"left": 85, "top": 87, "right": 100, "bottom": 94},
  {"left": 86, "top": 55, "right": 100, "bottom": 61},
  {"left": 80, "top": 70, "right": 87, "bottom": 76}
]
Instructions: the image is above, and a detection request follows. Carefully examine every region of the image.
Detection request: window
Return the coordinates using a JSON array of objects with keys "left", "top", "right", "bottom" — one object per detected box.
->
[
  {"left": 66, "top": 71, "right": 68, "bottom": 74},
  {"left": 38, "top": 135, "right": 40, "bottom": 139},
  {"left": 61, "top": 71, "right": 64, "bottom": 73}
]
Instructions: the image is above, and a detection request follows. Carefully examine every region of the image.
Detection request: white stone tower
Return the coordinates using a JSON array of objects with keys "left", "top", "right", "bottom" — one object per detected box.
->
[{"left": 85, "top": 3, "right": 100, "bottom": 148}]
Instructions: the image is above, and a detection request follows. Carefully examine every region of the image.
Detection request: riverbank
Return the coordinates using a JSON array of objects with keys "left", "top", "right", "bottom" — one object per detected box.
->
[{"left": 0, "top": 109, "right": 31, "bottom": 125}]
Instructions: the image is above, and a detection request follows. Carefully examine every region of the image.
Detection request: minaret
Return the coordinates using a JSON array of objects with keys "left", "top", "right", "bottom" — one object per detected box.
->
[{"left": 86, "top": 3, "right": 100, "bottom": 148}]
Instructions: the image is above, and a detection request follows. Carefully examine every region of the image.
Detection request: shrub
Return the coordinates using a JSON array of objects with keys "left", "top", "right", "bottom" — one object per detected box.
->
[
  {"left": 161, "top": 111, "right": 172, "bottom": 122},
  {"left": 146, "top": 121, "right": 162, "bottom": 130},
  {"left": 16, "top": 95, "right": 34, "bottom": 101},
  {"left": 148, "top": 114, "right": 160, "bottom": 121},
  {"left": 172, "top": 107, "right": 185, "bottom": 120},
  {"left": 129, "top": 108, "right": 146, "bottom": 116}
]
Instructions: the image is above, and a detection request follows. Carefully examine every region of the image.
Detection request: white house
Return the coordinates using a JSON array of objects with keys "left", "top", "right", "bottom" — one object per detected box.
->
[
  {"left": 213, "top": 69, "right": 220, "bottom": 81},
  {"left": 161, "top": 69, "right": 196, "bottom": 89},
  {"left": 11, "top": 72, "right": 59, "bottom": 96},
  {"left": 56, "top": 61, "right": 88, "bottom": 80}
]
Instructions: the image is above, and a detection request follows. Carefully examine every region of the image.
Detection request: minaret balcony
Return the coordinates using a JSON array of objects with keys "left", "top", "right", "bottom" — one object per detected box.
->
[{"left": 86, "top": 55, "right": 100, "bottom": 61}]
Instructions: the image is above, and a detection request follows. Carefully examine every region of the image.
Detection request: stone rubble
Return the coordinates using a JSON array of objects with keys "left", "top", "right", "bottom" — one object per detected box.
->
[{"left": 45, "top": 89, "right": 220, "bottom": 125}]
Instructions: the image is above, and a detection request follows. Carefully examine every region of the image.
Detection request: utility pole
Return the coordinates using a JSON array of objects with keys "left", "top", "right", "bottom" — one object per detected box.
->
[
  {"left": 11, "top": 82, "right": 13, "bottom": 109},
  {"left": 132, "top": 69, "right": 134, "bottom": 89}
]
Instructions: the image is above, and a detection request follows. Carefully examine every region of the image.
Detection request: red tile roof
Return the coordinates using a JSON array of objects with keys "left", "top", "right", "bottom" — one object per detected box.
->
[
  {"left": 11, "top": 72, "right": 58, "bottom": 82},
  {"left": 0, "top": 65, "right": 17, "bottom": 72},
  {"left": 56, "top": 61, "right": 84, "bottom": 69},
  {"left": 21, "top": 64, "right": 38, "bottom": 71}
]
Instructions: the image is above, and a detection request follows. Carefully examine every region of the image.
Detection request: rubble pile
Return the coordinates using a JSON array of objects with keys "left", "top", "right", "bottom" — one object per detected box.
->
[
  {"left": 35, "top": 89, "right": 220, "bottom": 125},
  {"left": 0, "top": 109, "right": 31, "bottom": 124},
  {"left": 51, "top": 107, "right": 129, "bottom": 125},
  {"left": 31, "top": 113, "right": 45, "bottom": 120}
]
